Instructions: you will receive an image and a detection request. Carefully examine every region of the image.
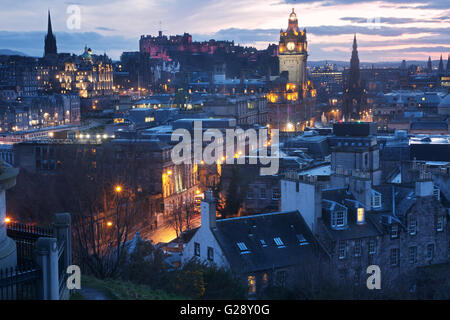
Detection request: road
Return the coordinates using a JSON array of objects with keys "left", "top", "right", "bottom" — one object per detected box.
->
[{"left": 144, "top": 213, "right": 202, "bottom": 244}]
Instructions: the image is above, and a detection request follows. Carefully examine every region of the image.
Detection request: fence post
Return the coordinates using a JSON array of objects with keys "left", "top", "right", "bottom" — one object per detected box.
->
[
  {"left": 35, "top": 237, "right": 59, "bottom": 300},
  {"left": 53, "top": 213, "right": 71, "bottom": 269}
]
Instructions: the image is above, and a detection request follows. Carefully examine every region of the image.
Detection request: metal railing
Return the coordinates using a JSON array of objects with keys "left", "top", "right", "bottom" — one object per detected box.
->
[
  {"left": 1, "top": 216, "right": 71, "bottom": 300},
  {"left": 0, "top": 262, "right": 41, "bottom": 300}
]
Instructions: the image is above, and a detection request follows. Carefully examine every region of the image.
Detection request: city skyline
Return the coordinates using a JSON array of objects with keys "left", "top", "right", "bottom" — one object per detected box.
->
[{"left": 0, "top": 0, "right": 448, "bottom": 61}]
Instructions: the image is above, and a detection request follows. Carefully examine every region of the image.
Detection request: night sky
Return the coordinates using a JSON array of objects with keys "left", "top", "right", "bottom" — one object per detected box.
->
[{"left": 0, "top": 0, "right": 448, "bottom": 61}]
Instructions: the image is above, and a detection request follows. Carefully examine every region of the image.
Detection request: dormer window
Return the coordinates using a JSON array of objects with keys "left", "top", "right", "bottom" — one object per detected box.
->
[
  {"left": 260, "top": 239, "right": 268, "bottom": 247},
  {"left": 409, "top": 217, "right": 417, "bottom": 235},
  {"left": 437, "top": 216, "right": 444, "bottom": 232},
  {"left": 433, "top": 186, "right": 440, "bottom": 201},
  {"left": 332, "top": 210, "right": 347, "bottom": 230},
  {"left": 371, "top": 190, "right": 382, "bottom": 209},
  {"left": 391, "top": 224, "right": 399, "bottom": 239},
  {"left": 357, "top": 207, "right": 365, "bottom": 225}
]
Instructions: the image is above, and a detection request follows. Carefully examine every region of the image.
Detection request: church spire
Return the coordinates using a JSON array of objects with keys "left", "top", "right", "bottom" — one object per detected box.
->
[
  {"left": 427, "top": 56, "right": 432, "bottom": 73},
  {"left": 438, "top": 54, "right": 444, "bottom": 74},
  {"left": 447, "top": 54, "right": 450, "bottom": 74},
  {"left": 47, "top": 10, "right": 53, "bottom": 35},
  {"left": 350, "top": 34, "right": 360, "bottom": 72},
  {"left": 343, "top": 34, "right": 365, "bottom": 120},
  {"left": 44, "top": 10, "right": 57, "bottom": 57}
]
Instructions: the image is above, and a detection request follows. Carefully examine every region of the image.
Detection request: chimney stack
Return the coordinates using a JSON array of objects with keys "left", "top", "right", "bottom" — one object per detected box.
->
[{"left": 201, "top": 189, "right": 216, "bottom": 229}]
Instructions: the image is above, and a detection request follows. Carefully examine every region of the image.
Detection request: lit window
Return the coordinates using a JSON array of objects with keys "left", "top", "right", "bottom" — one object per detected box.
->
[
  {"left": 262, "top": 273, "right": 269, "bottom": 287},
  {"left": 274, "top": 237, "right": 285, "bottom": 248},
  {"left": 248, "top": 275, "right": 256, "bottom": 295},
  {"left": 357, "top": 208, "right": 365, "bottom": 225},
  {"left": 260, "top": 239, "right": 267, "bottom": 248}
]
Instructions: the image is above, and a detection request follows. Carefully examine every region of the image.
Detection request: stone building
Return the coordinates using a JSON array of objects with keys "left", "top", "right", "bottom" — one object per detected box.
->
[{"left": 182, "top": 190, "right": 327, "bottom": 296}]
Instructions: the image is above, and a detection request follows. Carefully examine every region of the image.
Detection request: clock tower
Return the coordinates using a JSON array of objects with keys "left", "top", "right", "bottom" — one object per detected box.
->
[{"left": 278, "top": 8, "right": 308, "bottom": 87}]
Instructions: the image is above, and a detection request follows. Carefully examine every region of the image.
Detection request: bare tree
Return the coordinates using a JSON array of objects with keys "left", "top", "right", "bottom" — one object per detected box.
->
[
  {"left": 168, "top": 201, "right": 196, "bottom": 240},
  {"left": 57, "top": 142, "right": 149, "bottom": 279}
]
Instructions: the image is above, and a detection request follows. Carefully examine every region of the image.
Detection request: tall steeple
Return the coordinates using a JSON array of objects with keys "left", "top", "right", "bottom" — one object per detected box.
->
[
  {"left": 438, "top": 54, "right": 444, "bottom": 75},
  {"left": 447, "top": 54, "right": 450, "bottom": 75},
  {"left": 427, "top": 56, "right": 432, "bottom": 73},
  {"left": 44, "top": 10, "right": 57, "bottom": 57},
  {"left": 343, "top": 34, "right": 365, "bottom": 120},
  {"left": 350, "top": 34, "right": 360, "bottom": 83}
]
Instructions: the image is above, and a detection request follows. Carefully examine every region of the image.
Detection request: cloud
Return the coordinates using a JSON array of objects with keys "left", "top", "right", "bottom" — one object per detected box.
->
[
  {"left": 281, "top": 0, "right": 449, "bottom": 9},
  {"left": 95, "top": 27, "right": 117, "bottom": 32},
  {"left": 340, "top": 16, "right": 438, "bottom": 24},
  {"left": 0, "top": 31, "right": 137, "bottom": 59}
]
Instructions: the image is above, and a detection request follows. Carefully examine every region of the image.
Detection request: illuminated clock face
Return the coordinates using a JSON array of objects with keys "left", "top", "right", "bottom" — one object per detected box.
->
[{"left": 287, "top": 42, "right": 295, "bottom": 51}]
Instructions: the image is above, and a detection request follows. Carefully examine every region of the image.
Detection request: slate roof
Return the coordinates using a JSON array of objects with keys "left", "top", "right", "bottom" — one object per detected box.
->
[
  {"left": 211, "top": 211, "right": 326, "bottom": 274},
  {"left": 372, "top": 184, "right": 416, "bottom": 216},
  {"left": 411, "top": 121, "right": 448, "bottom": 130},
  {"left": 321, "top": 188, "right": 383, "bottom": 241}
]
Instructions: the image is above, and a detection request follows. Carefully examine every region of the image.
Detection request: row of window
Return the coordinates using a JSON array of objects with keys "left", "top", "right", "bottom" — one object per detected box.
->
[
  {"left": 391, "top": 244, "right": 436, "bottom": 266},
  {"left": 194, "top": 242, "right": 214, "bottom": 261},
  {"left": 391, "top": 216, "right": 445, "bottom": 239},
  {"left": 338, "top": 239, "right": 377, "bottom": 259},
  {"left": 248, "top": 271, "right": 284, "bottom": 295},
  {"left": 247, "top": 187, "right": 280, "bottom": 200},
  {"left": 237, "top": 235, "right": 309, "bottom": 255}
]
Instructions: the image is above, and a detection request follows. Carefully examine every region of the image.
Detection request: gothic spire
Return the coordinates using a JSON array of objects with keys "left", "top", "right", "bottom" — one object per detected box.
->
[
  {"left": 438, "top": 54, "right": 444, "bottom": 74},
  {"left": 427, "top": 56, "right": 432, "bottom": 73},
  {"left": 47, "top": 10, "right": 53, "bottom": 35},
  {"left": 44, "top": 10, "right": 57, "bottom": 57},
  {"left": 447, "top": 54, "right": 450, "bottom": 74}
]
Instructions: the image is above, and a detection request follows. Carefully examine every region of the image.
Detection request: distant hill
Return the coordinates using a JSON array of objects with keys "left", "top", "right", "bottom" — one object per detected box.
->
[
  {"left": 0, "top": 49, "right": 27, "bottom": 56},
  {"left": 309, "top": 60, "right": 434, "bottom": 69}
]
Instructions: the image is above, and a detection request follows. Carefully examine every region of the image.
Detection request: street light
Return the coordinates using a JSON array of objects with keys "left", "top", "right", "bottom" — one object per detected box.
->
[
  {"left": 106, "top": 221, "right": 113, "bottom": 227},
  {"left": 4, "top": 217, "right": 11, "bottom": 224},
  {"left": 115, "top": 185, "right": 122, "bottom": 193}
]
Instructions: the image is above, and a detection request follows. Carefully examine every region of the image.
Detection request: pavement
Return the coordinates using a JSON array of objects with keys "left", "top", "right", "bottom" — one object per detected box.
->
[
  {"left": 145, "top": 213, "right": 201, "bottom": 244},
  {"left": 79, "top": 287, "right": 109, "bottom": 300}
]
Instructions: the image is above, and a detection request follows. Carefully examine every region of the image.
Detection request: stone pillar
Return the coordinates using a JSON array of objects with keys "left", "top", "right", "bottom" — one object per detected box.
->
[
  {"left": 0, "top": 166, "right": 19, "bottom": 270},
  {"left": 53, "top": 213, "right": 71, "bottom": 269},
  {"left": 35, "top": 237, "right": 59, "bottom": 300}
]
